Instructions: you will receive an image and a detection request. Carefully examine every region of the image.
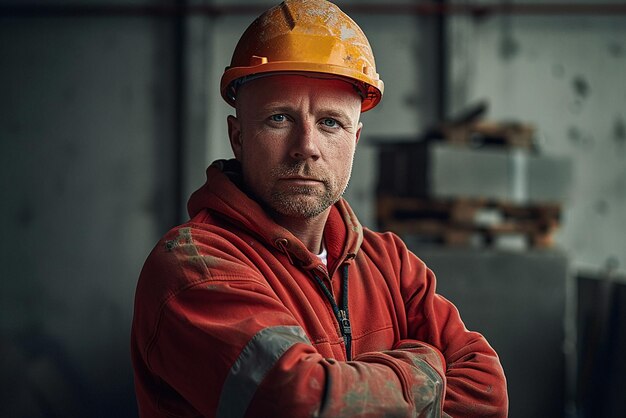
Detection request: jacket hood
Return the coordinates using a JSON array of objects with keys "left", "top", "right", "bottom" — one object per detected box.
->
[{"left": 187, "top": 159, "right": 363, "bottom": 270}]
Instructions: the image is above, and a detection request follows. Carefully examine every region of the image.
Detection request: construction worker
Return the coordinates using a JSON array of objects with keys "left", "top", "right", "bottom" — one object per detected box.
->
[{"left": 131, "top": 1, "right": 508, "bottom": 417}]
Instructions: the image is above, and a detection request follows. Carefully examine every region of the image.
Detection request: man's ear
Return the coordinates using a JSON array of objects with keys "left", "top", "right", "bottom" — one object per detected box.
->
[
  {"left": 227, "top": 115, "right": 242, "bottom": 160},
  {"left": 355, "top": 122, "right": 363, "bottom": 145}
]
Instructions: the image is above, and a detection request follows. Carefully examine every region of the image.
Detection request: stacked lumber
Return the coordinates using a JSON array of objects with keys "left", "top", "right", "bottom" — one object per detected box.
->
[{"left": 377, "top": 196, "right": 561, "bottom": 249}]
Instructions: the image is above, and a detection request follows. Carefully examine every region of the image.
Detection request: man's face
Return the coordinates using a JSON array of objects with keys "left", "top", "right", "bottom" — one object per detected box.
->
[{"left": 228, "top": 74, "right": 362, "bottom": 221}]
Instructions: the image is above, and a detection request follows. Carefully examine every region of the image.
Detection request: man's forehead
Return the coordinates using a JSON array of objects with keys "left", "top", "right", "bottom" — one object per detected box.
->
[{"left": 236, "top": 73, "right": 363, "bottom": 106}]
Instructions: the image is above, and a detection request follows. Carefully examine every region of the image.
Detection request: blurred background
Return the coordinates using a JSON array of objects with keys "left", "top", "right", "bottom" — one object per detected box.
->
[{"left": 1, "top": 0, "right": 625, "bottom": 416}]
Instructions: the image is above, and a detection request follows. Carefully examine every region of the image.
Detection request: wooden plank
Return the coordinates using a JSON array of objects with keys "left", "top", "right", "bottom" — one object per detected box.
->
[{"left": 376, "top": 196, "right": 561, "bottom": 248}]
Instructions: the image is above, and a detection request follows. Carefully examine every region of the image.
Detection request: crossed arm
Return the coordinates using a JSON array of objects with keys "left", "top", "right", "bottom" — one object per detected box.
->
[{"left": 132, "top": 232, "right": 507, "bottom": 417}]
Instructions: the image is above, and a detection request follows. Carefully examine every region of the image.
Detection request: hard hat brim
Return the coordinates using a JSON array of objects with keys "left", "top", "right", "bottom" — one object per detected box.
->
[{"left": 221, "top": 64, "right": 383, "bottom": 113}]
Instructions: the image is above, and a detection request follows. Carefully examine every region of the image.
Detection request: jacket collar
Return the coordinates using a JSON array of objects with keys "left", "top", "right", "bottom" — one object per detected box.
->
[{"left": 187, "top": 159, "right": 363, "bottom": 271}]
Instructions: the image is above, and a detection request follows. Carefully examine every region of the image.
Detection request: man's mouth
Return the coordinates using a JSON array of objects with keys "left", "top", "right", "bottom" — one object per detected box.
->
[{"left": 279, "top": 176, "right": 323, "bottom": 186}]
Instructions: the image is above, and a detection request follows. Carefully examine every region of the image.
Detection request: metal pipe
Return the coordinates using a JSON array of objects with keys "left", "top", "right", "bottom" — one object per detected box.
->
[
  {"left": 434, "top": 0, "right": 448, "bottom": 122},
  {"left": 173, "top": 0, "right": 186, "bottom": 223},
  {"left": 2, "top": 3, "right": 626, "bottom": 18}
]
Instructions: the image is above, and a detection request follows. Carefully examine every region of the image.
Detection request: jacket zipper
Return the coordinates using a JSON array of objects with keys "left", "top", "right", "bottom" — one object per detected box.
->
[
  {"left": 337, "top": 309, "right": 352, "bottom": 359},
  {"left": 311, "top": 264, "right": 352, "bottom": 360}
]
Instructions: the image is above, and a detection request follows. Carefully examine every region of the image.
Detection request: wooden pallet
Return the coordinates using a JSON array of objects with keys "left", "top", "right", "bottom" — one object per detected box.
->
[
  {"left": 440, "top": 121, "right": 536, "bottom": 149},
  {"left": 377, "top": 196, "right": 561, "bottom": 248}
]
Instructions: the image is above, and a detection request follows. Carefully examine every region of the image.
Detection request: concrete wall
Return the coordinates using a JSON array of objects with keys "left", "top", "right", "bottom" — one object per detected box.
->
[
  {"left": 0, "top": 8, "right": 177, "bottom": 417},
  {"left": 448, "top": 9, "right": 626, "bottom": 276}
]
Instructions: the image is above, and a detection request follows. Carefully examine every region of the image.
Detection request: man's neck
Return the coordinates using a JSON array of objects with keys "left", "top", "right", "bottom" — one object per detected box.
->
[{"left": 271, "top": 209, "right": 330, "bottom": 254}]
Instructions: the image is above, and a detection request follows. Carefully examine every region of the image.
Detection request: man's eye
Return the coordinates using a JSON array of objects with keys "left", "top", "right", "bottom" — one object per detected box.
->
[
  {"left": 322, "top": 118, "right": 338, "bottom": 128},
  {"left": 270, "top": 114, "right": 286, "bottom": 122}
]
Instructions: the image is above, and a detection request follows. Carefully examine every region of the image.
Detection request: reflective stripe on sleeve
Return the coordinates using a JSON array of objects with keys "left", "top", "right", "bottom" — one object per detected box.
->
[{"left": 216, "top": 325, "right": 311, "bottom": 418}]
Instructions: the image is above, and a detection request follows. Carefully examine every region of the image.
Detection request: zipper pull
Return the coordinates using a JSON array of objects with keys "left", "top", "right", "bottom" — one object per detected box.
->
[
  {"left": 338, "top": 309, "right": 352, "bottom": 360},
  {"left": 338, "top": 310, "right": 351, "bottom": 337}
]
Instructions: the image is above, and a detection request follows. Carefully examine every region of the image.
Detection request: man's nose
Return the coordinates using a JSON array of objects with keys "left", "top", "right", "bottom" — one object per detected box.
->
[{"left": 289, "top": 121, "right": 321, "bottom": 161}]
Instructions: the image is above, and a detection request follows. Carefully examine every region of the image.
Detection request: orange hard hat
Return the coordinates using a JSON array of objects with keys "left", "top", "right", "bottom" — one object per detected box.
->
[{"left": 220, "top": 0, "right": 384, "bottom": 112}]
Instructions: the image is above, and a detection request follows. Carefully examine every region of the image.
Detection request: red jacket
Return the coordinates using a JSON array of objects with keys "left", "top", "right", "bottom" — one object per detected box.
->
[{"left": 132, "top": 160, "right": 508, "bottom": 417}]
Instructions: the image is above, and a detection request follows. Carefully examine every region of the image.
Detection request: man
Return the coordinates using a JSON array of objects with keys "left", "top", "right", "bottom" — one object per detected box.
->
[{"left": 131, "top": 1, "right": 508, "bottom": 417}]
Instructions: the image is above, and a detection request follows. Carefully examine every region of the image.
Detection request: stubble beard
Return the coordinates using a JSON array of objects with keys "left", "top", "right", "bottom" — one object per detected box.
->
[{"left": 265, "top": 161, "right": 351, "bottom": 219}]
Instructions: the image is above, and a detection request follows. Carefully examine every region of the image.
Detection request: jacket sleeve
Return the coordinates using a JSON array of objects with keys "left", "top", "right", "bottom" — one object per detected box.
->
[
  {"left": 391, "top": 234, "right": 509, "bottom": 417},
  {"left": 133, "top": 235, "right": 446, "bottom": 418}
]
